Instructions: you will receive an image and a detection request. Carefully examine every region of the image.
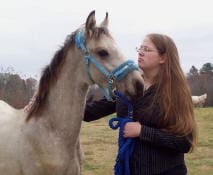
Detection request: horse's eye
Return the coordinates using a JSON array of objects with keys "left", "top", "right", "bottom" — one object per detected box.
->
[{"left": 97, "top": 50, "right": 109, "bottom": 57}]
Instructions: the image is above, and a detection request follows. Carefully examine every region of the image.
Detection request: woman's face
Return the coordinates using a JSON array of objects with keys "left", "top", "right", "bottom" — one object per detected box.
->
[{"left": 137, "top": 37, "right": 165, "bottom": 72}]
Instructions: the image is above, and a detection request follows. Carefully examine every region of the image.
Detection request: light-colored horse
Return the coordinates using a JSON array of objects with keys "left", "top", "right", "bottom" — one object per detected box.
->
[
  {"left": 192, "top": 93, "right": 207, "bottom": 107},
  {"left": 0, "top": 11, "right": 144, "bottom": 175}
]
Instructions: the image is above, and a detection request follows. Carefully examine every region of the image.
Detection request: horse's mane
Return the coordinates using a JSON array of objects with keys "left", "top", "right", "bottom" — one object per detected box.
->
[
  {"left": 26, "top": 26, "right": 110, "bottom": 122},
  {"left": 26, "top": 31, "right": 77, "bottom": 121}
]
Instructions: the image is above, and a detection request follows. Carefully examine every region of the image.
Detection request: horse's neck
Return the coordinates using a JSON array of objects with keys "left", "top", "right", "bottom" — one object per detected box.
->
[
  {"left": 38, "top": 51, "right": 89, "bottom": 140},
  {"left": 199, "top": 94, "right": 206, "bottom": 103}
]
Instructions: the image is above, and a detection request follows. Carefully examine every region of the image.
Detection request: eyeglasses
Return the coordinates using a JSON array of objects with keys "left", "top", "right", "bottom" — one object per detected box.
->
[{"left": 136, "top": 45, "right": 158, "bottom": 53}]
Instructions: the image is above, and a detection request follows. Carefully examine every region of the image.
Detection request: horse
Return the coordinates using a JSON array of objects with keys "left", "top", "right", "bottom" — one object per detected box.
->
[
  {"left": 192, "top": 93, "right": 207, "bottom": 107},
  {"left": 0, "top": 11, "right": 144, "bottom": 175}
]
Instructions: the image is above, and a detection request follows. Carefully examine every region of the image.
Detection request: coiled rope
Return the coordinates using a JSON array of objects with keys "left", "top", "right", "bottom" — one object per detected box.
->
[{"left": 109, "top": 90, "right": 135, "bottom": 175}]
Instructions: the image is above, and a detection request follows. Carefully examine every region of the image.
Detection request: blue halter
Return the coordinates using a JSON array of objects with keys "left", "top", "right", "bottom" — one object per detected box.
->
[{"left": 75, "top": 29, "right": 139, "bottom": 100}]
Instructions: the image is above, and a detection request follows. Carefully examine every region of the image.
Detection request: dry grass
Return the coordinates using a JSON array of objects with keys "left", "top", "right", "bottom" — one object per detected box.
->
[
  {"left": 80, "top": 116, "right": 118, "bottom": 175},
  {"left": 186, "top": 107, "right": 213, "bottom": 175},
  {"left": 80, "top": 108, "right": 213, "bottom": 175}
]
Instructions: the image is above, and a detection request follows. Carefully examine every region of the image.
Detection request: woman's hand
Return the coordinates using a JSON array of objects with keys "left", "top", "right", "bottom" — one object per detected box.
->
[
  {"left": 123, "top": 122, "right": 142, "bottom": 138},
  {"left": 23, "top": 96, "right": 36, "bottom": 113}
]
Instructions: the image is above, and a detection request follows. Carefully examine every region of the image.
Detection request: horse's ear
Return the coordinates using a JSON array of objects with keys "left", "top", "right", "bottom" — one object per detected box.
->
[
  {"left": 86, "top": 10, "right": 96, "bottom": 37},
  {"left": 100, "top": 12, "right": 109, "bottom": 28}
]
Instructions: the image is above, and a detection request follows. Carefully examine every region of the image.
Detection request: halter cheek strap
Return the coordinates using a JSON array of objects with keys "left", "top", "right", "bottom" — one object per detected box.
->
[{"left": 75, "top": 29, "right": 139, "bottom": 101}]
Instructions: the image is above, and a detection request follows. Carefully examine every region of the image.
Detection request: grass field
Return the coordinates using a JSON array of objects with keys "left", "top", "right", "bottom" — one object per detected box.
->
[{"left": 80, "top": 108, "right": 213, "bottom": 175}]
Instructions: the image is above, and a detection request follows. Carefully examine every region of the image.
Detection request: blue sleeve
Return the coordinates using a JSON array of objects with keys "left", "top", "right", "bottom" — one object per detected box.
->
[{"left": 139, "top": 125, "right": 192, "bottom": 153}]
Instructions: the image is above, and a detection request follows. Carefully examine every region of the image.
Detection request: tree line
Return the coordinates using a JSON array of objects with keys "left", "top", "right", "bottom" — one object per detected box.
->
[
  {"left": 187, "top": 62, "right": 213, "bottom": 106},
  {"left": 0, "top": 71, "right": 37, "bottom": 108},
  {"left": 0, "top": 62, "right": 212, "bottom": 108}
]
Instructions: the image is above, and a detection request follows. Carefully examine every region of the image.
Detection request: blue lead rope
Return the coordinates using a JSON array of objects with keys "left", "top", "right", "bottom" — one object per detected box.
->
[{"left": 109, "top": 90, "right": 135, "bottom": 175}]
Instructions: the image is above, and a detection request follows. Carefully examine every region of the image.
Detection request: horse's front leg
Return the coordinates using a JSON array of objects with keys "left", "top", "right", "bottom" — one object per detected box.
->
[{"left": 66, "top": 140, "right": 82, "bottom": 175}]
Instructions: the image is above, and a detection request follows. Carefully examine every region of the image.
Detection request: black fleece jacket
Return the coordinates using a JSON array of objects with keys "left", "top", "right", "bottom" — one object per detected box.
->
[{"left": 84, "top": 86, "right": 191, "bottom": 175}]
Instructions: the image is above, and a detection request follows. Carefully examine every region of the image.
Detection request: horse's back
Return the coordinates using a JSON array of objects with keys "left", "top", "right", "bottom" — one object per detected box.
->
[
  {"left": 0, "top": 100, "right": 25, "bottom": 139},
  {"left": 192, "top": 96, "right": 198, "bottom": 103},
  {"left": 0, "top": 100, "right": 26, "bottom": 174},
  {"left": 192, "top": 94, "right": 207, "bottom": 107},
  {"left": 0, "top": 100, "right": 24, "bottom": 119}
]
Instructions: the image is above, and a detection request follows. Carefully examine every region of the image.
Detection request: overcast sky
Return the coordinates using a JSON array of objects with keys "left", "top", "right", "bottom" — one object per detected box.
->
[{"left": 0, "top": 0, "right": 213, "bottom": 79}]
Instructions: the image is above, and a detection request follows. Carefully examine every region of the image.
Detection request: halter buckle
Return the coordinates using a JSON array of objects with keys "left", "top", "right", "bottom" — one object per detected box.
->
[{"left": 108, "top": 74, "right": 115, "bottom": 84}]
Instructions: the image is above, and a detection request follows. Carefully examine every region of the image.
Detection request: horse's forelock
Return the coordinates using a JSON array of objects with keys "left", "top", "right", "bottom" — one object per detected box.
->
[
  {"left": 95, "top": 27, "right": 110, "bottom": 38},
  {"left": 86, "top": 26, "right": 111, "bottom": 40}
]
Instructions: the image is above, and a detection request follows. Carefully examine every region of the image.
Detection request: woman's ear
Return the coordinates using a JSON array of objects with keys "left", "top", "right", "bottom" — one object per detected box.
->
[{"left": 159, "top": 54, "right": 167, "bottom": 64}]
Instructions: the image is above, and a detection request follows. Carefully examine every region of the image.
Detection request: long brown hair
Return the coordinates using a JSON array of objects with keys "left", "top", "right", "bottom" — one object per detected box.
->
[{"left": 147, "top": 33, "right": 197, "bottom": 151}]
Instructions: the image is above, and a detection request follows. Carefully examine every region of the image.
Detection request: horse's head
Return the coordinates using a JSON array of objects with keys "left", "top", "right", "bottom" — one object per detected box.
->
[
  {"left": 77, "top": 11, "right": 144, "bottom": 100},
  {"left": 25, "top": 11, "right": 144, "bottom": 121}
]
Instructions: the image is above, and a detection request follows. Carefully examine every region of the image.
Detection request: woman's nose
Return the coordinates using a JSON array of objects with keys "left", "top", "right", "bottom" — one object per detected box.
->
[
  {"left": 138, "top": 51, "right": 144, "bottom": 56},
  {"left": 136, "top": 47, "right": 144, "bottom": 56}
]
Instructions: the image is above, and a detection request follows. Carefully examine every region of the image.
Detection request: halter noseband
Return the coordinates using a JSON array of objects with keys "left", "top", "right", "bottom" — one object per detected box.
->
[{"left": 75, "top": 29, "right": 139, "bottom": 101}]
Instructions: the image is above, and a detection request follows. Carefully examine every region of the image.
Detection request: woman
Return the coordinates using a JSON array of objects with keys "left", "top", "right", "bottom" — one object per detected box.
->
[{"left": 84, "top": 33, "right": 197, "bottom": 175}]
